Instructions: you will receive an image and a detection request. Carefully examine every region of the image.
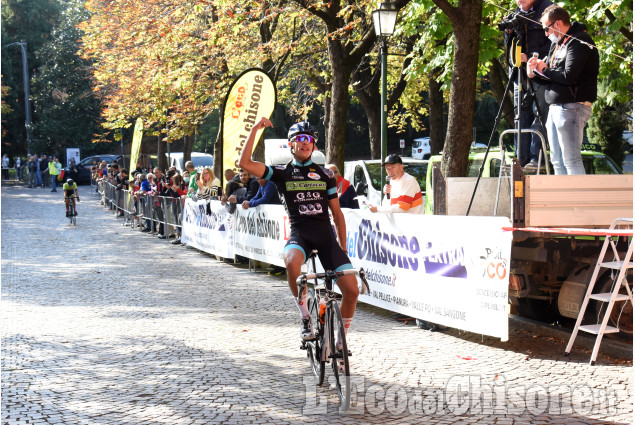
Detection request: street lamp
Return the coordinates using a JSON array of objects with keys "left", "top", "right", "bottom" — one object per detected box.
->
[
  {"left": 4, "top": 41, "right": 32, "bottom": 154},
  {"left": 372, "top": 2, "right": 398, "bottom": 198}
]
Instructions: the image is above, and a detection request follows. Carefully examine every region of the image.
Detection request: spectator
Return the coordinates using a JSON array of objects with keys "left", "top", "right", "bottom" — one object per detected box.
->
[
  {"left": 225, "top": 169, "right": 259, "bottom": 213},
  {"left": 14, "top": 156, "right": 24, "bottom": 181},
  {"left": 196, "top": 167, "right": 221, "bottom": 200},
  {"left": 2, "top": 154, "right": 10, "bottom": 180},
  {"left": 115, "top": 169, "right": 129, "bottom": 217},
  {"left": 241, "top": 178, "right": 281, "bottom": 209},
  {"left": 39, "top": 154, "right": 48, "bottom": 188},
  {"left": 185, "top": 161, "right": 199, "bottom": 198},
  {"left": 68, "top": 158, "right": 79, "bottom": 182},
  {"left": 224, "top": 168, "right": 242, "bottom": 197},
  {"left": 182, "top": 170, "right": 191, "bottom": 190},
  {"left": 325, "top": 163, "right": 359, "bottom": 209},
  {"left": 54, "top": 157, "right": 62, "bottom": 183},
  {"left": 48, "top": 157, "right": 59, "bottom": 192},
  {"left": 368, "top": 154, "right": 424, "bottom": 214},
  {"left": 166, "top": 174, "right": 188, "bottom": 245},
  {"left": 27, "top": 156, "right": 38, "bottom": 188},
  {"left": 134, "top": 173, "right": 152, "bottom": 231}
]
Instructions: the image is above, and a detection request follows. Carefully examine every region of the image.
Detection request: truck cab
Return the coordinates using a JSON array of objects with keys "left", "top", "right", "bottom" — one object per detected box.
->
[{"left": 343, "top": 158, "right": 429, "bottom": 206}]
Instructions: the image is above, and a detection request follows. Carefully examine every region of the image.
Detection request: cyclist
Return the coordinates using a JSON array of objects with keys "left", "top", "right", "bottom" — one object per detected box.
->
[
  {"left": 63, "top": 178, "right": 80, "bottom": 217},
  {"left": 239, "top": 116, "right": 359, "bottom": 348}
]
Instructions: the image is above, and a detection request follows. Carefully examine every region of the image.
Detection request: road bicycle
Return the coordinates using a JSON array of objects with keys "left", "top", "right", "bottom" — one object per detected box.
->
[
  {"left": 66, "top": 196, "right": 77, "bottom": 225},
  {"left": 297, "top": 250, "right": 370, "bottom": 410}
]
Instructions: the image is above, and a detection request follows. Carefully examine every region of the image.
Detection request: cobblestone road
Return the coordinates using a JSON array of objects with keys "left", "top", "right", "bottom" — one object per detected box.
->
[{"left": 2, "top": 185, "right": 633, "bottom": 424}]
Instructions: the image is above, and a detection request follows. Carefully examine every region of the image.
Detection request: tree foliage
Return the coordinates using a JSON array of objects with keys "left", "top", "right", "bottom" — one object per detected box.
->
[
  {"left": 1, "top": 0, "right": 62, "bottom": 155},
  {"left": 30, "top": 0, "right": 104, "bottom": 158}
]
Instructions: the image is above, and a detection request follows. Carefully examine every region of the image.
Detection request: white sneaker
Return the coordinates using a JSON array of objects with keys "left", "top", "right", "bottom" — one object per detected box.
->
[
  {"left": 301, "top": 318, "right": 315, "bottom": 341},
  {"left": 523, "top": 160, "right": 538, "bottom": 170}
]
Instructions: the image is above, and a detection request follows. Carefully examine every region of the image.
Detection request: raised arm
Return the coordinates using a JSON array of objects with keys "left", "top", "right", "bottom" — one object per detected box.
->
[{"left": 238, "top": 117, "right": 272, "bottom": 179}]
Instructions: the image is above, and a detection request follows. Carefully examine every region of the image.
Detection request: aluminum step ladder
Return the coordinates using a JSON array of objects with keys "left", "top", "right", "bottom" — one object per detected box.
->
[{"left": 565, "top": 217, "right": 633, "bottom": 365}]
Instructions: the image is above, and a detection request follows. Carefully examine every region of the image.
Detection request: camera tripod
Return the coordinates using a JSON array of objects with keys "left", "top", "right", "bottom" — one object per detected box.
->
[{"left": 466, "top": 32, "right": 550, "bottom": 216}]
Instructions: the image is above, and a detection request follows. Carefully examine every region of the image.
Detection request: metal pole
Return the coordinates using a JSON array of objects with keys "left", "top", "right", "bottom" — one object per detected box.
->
[
  {"left": 5, "top": 41, "right": 32, "bottom": 154},
  {"left": 380, "top": 37, "right": 388, "bottom": 200}
]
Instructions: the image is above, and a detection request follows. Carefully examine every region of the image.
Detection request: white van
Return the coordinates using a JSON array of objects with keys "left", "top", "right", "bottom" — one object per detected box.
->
[
  {"left": 168, "top": 152, "right": 214, "bottom": 174},
  {"left": 343, "top": 158, "right": 429, "bottom": 206},
  {"left": 412, "top": 137, "right": 431, "bottom": 159},
  {"left": 264, "top": 139, "right": 326, "bottom": 165}
]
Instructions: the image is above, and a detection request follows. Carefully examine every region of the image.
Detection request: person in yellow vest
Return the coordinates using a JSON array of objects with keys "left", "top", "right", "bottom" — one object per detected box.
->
[{"left": 48, "top": 157, "right": 60, "bottom": 192}]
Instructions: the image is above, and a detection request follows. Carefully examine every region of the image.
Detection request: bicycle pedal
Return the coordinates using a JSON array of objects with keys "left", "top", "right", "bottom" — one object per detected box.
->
[{"left": 329, "top": 350, "right": 352, "bottom": 359}]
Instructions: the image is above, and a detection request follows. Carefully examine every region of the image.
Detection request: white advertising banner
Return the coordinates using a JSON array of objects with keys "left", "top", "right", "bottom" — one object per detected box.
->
[
  {"left": 181, "top": 199, "right": 234, "bottom": 258},
  {"left": 233, "top": 204, "right": 290, "bottom": 267},
  {"left": 66, "top": 148, "right": 80, "bottom": 166},
  {"left": 342, "top": 210, "right": 513, "bottom": 341}
]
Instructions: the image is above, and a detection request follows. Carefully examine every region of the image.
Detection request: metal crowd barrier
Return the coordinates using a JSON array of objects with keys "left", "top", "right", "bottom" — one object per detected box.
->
[{"left": 100, "top": 182, "right": 183, "bottom": 242}]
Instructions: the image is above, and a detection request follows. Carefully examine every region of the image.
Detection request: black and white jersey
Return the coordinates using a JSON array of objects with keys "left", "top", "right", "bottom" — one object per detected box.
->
[{"left": 262, "top": 158, "right": 338, "bottom": 229}]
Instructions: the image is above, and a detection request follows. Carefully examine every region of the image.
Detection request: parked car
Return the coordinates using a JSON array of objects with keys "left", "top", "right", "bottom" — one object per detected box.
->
[
  {"left": 343, "top": 157, "right": 429, "bottom": 206},
  {"left": 65, "top": 154, "right": 122, "bottom": 184},
  {"left": 411, "top": 137, "right": 431, "bottom": 159}
]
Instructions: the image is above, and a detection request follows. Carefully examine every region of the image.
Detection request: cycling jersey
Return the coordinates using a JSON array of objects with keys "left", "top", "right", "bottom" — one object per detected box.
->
[
  {"left": 63, "top": 182, "right": 78, "bottom": 197},
  {"left": 262, "top": 158, "right": 352, "bottom": 271},
  {"left": 262, "top": 158, "right": 338, "bottom": 229}
]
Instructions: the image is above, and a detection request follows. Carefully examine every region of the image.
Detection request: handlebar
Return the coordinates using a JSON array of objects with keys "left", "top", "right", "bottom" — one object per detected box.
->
[{"left": 296, "top": 268, "right": 371, "bottom": 295}]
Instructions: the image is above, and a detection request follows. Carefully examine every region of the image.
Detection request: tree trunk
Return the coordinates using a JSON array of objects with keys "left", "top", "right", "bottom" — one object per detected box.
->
[
  {"left": 435, "top": 0, "right": 483, "bottom": 177},
  {"left": 157, "top": 132, "right": 167, "bottom": 171},
  {"left": 183, "top": 134, "right": 192, "bottom": 163},
  {"left": 428, "top": 66, "right": 445, "bottom": 155},
  {"left": 325, "top": 39, "right": 351, "bottom": 167}
]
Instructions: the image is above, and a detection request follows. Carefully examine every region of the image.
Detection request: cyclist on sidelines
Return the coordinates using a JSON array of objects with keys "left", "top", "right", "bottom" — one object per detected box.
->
[
  {"left": 63, "top": 178, "right": 80, "bottom": 217},
  {"left": 239, "top": 116, "right": 359, "bottom": 347}
]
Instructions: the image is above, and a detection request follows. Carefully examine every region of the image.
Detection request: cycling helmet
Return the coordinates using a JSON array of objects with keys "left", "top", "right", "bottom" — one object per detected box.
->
[
  {"left": 287, "top": 121, "right": 318, "bottom": 143},
  {"left": 66, "top": 178, "right": 75, "bottom": 186}
]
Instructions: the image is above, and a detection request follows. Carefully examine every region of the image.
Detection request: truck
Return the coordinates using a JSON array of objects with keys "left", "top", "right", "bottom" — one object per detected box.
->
[{"left": 426, "top": 149, "right": 633, "bottom": 339}]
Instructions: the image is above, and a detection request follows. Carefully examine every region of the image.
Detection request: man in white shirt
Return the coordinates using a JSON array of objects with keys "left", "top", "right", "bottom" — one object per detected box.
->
[{"left": 368, "top": 154, "right": 424, "bottom": 214}]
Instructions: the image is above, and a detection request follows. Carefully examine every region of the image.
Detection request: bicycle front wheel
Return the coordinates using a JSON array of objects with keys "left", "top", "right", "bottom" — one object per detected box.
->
[
  {"left": 329, "top": 302, "right": 350, "bottom": 410},
  {"left": 306, "top": 288, "right": 325, "bottom": 385}
]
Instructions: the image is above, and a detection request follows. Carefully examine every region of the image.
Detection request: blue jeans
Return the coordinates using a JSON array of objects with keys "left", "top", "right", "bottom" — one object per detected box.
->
[
  {"left": 514, "top": 82, "right": 547, "bottom": 166},
  {"left": 36, "top": 168, "right": 42, "bottom": 186},
  {"left": 546, "top": 103, "right": 592, "bottom": 175},
  {"left": 50, "top": 174, "right": 58, "bottom": 190}
]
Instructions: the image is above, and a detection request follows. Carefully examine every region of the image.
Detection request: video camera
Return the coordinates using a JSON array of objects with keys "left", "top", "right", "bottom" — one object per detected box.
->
[{"left": 497, "top": 10, "right": 536, "bottom": 32}]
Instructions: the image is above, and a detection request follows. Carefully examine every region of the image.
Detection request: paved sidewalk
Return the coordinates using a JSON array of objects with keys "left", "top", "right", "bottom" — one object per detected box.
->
[{"left": 1, "top": 185, "right": 632, "bottom": 424}]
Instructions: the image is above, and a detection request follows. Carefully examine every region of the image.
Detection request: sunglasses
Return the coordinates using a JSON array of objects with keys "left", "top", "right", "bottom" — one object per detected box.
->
[
  {"left": 543, "top": 21, "right": 555, "bottom": 33},
  {"left": 293, "top": 134, "right": 315, "bottom": 144}
]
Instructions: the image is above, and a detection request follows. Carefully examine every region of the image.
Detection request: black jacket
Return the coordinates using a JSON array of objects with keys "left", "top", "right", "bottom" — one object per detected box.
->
[
  {"left": 536, "top": 22, "right": 599, "bottom": 104},
  {"left": 504, "top": 0, "right": 552, "bottom": 65}
]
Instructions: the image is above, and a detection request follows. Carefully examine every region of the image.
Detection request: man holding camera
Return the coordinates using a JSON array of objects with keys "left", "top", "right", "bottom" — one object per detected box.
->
[
  {"left": 527, "top": 5, "right": 599, "bottom": 175},
  {"left": 502, "top": 0, "right": 552, "bottom": 169}
]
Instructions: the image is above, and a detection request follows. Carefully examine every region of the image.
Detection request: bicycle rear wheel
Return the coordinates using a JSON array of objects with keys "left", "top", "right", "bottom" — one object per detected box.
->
[
  {"left": 306, "top": 288, "right": 325, "bottom": 384},
  {"left": 329, "top": 302, "right": 350, "bottom": 410}
]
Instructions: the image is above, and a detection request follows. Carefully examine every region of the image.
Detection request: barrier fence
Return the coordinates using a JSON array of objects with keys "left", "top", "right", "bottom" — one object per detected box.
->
[
  {"left": 96, "top": 180, "right": 514, "bottom": 340},
  {"left": 97, "top": 181, "right": 183, "bottom": 240}
]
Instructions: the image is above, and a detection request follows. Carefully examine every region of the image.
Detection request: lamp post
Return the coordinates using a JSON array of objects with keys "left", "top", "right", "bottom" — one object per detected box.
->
[
  {"left": 372, "top": 2, "right": 398, "bottom": 198},
  {"left": 4, "top": 41, "right": 32, "bottom": 155}
]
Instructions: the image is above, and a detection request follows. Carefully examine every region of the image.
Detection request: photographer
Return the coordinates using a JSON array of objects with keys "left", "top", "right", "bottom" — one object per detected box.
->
[{"left": 502, "top": 0, "right": 552, "bottom": 169}]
